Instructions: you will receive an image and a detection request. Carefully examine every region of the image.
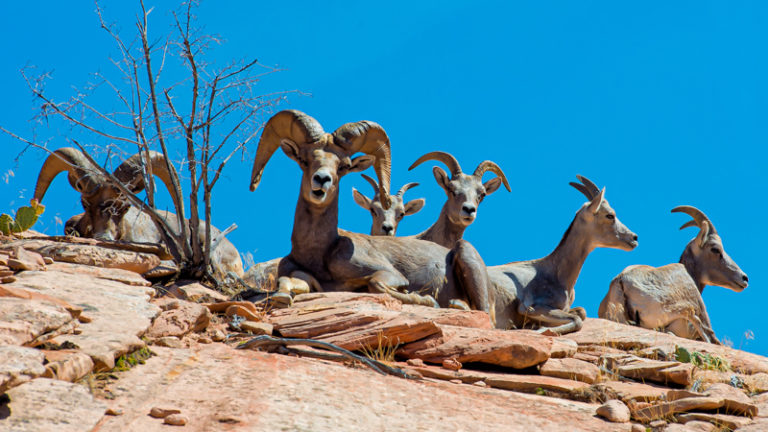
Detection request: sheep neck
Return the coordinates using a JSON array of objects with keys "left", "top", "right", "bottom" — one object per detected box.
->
[
  {"left": 416, "top": 204, "right": 466, "bottom": 248},
  {"left": 540, "top": 217, "right": 595, "bottom": 298},
  {"left": 679, "top": 245, "right": 705, "bottom": 293},
  {"left": 289, "top": 190, "right": 339, "bottom": 278}
]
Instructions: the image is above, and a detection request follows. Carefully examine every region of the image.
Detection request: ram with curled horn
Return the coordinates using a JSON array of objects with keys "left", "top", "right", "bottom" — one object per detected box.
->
[
  {"left": 352, "top": 174, "right": 424, "bottom": 236},
  {"left": 599, "top": 205, "right": 748, "bottom": 344},
  {"left": 34, "top": 147, "right": 244, "bottom": 281},
  {"left": 486, "top": 175, "right": 638, "bottom": 335},
  {"left": 248, "top": 110, "right": 493, "bottom": 317},
  {"left": 406, "top": 151, "right": 510, "bottom": 249}
]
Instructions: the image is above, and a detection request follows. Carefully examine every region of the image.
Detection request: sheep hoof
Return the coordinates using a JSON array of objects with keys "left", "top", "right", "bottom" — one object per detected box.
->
[
  {"left": 268, "top": 292, "right": 293, "bottom": 309},
  {"left": 448, "top": 299, "right": 470, "bottom": 311}
]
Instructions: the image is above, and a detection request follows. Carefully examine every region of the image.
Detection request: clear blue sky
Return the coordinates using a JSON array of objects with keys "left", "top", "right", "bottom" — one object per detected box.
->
[{"left": 1, "top": 2, "right": 766, "bottom": 354}]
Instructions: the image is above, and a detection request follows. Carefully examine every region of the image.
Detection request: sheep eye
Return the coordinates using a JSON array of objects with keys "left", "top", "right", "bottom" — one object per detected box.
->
[
  {"left": 606, "top": 214, "right": 615, "bottom": 220},
  {"left": 710, "top": 247, "right": 721, "bottom": 255}
]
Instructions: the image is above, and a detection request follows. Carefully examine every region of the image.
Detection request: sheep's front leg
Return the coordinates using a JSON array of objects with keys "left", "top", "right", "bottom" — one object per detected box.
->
[
  {"left": 368, "top": 270, "right": 439, "bottom": 308},
  {"left": 519, "top": 304, "right": 584, "bottom": 335},
  {"left": 451, "top": 240, "right": 493, "bottom": 316},
  {"left": 666, "top": 316, "right": 720, "bottom": 345}
]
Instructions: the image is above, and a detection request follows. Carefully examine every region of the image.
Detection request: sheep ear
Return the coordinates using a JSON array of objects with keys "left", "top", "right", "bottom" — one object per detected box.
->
[
  {"left": 432, "top": 167, "right": 451, "bottom": 192},
  {"left": 483, "top": 178, "right": 502, "bottom": 195},
  {"left": 404, "top": 198, "right": 425, "bottom": 216},
  {"left": 279, "top": 139, "right": 302, "bottom": 165},
  {"left": 352, "top": 188, "right": 372, "bottom": 210},
  {"left": 696, "top": 220, "right": 710, "bottom": 248},
  {"left": 588, "top": 187, "right": 605, "bottom": 214},
  {"left": 347, "top": 155, "right": 375, "bottom": 173}
]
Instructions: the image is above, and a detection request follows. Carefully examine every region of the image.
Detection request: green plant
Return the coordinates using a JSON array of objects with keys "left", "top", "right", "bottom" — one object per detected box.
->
[
  {"left": 0, "top": 199, "right": 44, "bottom": 235},
  {"left": 675, "top": 346, "right": 730, "bottom": 372},
  {"left": 112, "top": 346, "right": 155, "bottom": 372}
]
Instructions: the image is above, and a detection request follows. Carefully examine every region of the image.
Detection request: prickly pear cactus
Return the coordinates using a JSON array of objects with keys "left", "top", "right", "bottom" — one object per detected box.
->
[{"left": 0, "top": 199, "right": 45, "bottom": 235}]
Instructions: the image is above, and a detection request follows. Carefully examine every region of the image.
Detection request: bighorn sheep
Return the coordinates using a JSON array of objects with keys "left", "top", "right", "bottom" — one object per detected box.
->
[
  {"left": 34, "top": 147, "right": 244, "bottom": 280},
  {"left": 488, "top": 176, "right": 638, "bottom": 334},
  {"left": 352, "top": 174, "right": 424, "bottom": 236},
  {"left": 249, "top": 110, "right": 492, "bottom": 314},
  {"left": 598, "top": 206, "right": 748, "bottom": 344},
  {"left": 407, "top": 152, "right": 510, "bottom": 248}
]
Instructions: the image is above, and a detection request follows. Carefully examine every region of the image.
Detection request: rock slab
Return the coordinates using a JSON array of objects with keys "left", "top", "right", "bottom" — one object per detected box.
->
[{"left": 0, "top": 378, "right": 106, "bottom": 432}]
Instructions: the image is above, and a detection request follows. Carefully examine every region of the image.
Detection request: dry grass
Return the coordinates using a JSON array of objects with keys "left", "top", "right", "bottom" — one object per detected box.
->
[{"left": 359, "top": 332, "right": 400, "bottom": 364}]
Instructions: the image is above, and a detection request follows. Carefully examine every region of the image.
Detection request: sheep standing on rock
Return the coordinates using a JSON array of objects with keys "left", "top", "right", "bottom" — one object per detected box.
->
[{"left": 598, "top": 206, "right": 748, "bottom": 344}]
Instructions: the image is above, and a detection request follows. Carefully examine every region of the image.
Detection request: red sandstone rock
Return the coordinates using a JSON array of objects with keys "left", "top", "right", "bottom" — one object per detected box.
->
[
  {"left": 600, "top": 353, "right": 693, "bottom": 386},
  {"left": 596, "top": 399, "right": 631, "bottom": 423},
  {"left": 397, "top": 325, "right": 552, "bottom": 369},
  {"left": 0, "top": 378, "right": 106, "bottom": 432},
  {"left": 539, "top": 357, "right": 600, "bottom": 384},
  {"left": 41, "top": 349, "right": 94, "bottom": 382},
  {"left": 146, "top": 299, "right": 211, "bottom": 339}
]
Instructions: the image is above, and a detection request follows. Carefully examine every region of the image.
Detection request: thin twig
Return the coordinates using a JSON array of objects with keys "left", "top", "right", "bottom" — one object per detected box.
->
[{"left": 236, "top": 335, "right": 417, "bottom": 380}]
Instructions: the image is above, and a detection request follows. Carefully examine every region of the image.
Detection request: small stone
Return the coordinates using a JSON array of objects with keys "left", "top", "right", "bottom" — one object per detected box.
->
[
  {"left": 449, "top": 379, "right": 463, "bottom": 384},
  {"left": 473, "top": 381, "right": 487, "bottom": 387},
  {"left": 630, "top": 424, "right": 646, "bottom": 432},
  {"left": 441, "top": 358, "right": 462, "bottom": 371},
  {"left": 154, "top": 336, "right": 183, "bottom": 349},
  {"left": 596, "top": 399, "right": 630, "bottom": 423},
  {"left": 225, "top": 304, "right": 263, "bottom": 322},
  {"left": 8, "top": 247, "right": 46, "bottom": 271},
  {"left": 211, "top": 329, "right": 226, "bottom": 342},
  {"left": 1, "top": 276, "right": 16, "bottom": 284},
  {"left": 406, "top": 358, "right": 425, "bottom": 367},
  {"left": 149, "top": 406, "right": 181, "bottom": 418},
  {"left": 238, "top": 321, "right": 273, "bottom": 335},
  {"left": 43, "top": 257, "right": 54, "bottom": 265},
  {"left": 106, "top": 407, "right": 124, "bottom": 416},
  {"left": 649, "top": 419, "right": 666, "bottom": 429},
  {"left": 164, "top": 413, "right": 188, "bottom": 426},
  {"left": 197, "top": 336, "right": 212, "bottom": 344}
]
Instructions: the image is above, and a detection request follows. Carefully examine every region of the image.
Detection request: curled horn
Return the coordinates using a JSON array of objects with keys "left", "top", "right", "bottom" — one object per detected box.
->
[
  {"left": 113, "top": 151, "right": 183, "bottom": 213},
  {"left": 360, "top": 174, "right": 380, "bottom": 198},
  {"left": 473, "top": 161, "right": 511, "bottom": 192},
  {"left": 671, "top": 205, "right": 717, "bottom": 235},
  {"left": 569, "top": 175, "right": 600, "bottom": 200},
  {"left": 34, "top": 147, "right": 102, "bottom": 202},
  {"left": 397, "top": 182, "right": 419, "bottom": 197},
  {"left": 250, "top": 110, "right": 326, "bottom": 192},
  {"left": 332, "top": 120, "right": 393, "bottom": 209},
  {"left": 408, "top": 151, "right": 462, "bottom": 177}
]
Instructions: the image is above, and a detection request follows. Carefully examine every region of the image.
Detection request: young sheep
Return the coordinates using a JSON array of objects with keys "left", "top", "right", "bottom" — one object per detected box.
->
[
  {"left": 34, "top": 148, "right": 244, "bottom": 280},
  {"left": 248, "top": 110, "right": 493, "bottom": 314},
  {"left": 489, "top": 176, "right": 638, "bottom": 335},
  {"left": 407, "top": 152, "right": 510, "bottom": 248},
  {"left": 352, "top": 174, "right": 424, "bottom": 236},
  {"left": 598, "top": 206, "right": 748, "bottom": 344}
]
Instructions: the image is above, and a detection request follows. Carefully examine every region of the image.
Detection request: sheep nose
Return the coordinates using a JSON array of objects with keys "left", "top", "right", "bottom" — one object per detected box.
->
[
  {"left": 462, "top": 204, "right": 476, "bottom": 215},
  {"left": 313, "top": 173, "right": 331, "bottom": 186},
  {"left": 742, "top": 274, "right": 749, "bottom": 283},
  {"left": 382, "top": 224, "right": 394, "bottom": 235},
  {"left": 633, "top": 235, "right": 638, "bottom": 241}
]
